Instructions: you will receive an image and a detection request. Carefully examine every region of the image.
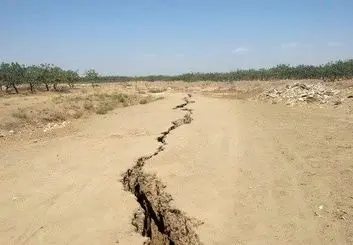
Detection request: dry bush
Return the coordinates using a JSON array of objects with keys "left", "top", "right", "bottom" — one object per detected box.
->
[
  {"left": 139, "top": 98, "right": 148, "bottom": 104},
  {"left": 95, "top": 102, "right": 115, "bottom": 114},
  {"left": 83, "top": 101, "right": 94, "bottom": 110},
  {"left": 40, "top": 109, "right": 67, "bottom": 122},
  {"left": 148, "top": 88, "right": 167, "bottom": 93},
  {"left": 0, "top": 118, "right": 21, "bottom": 130},
  {"left": 12, "top": 108, "right": 29, "bottom": 120}
]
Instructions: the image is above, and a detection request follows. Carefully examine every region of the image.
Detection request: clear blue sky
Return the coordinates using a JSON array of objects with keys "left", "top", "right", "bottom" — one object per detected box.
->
[{"left": 1, "top": 0, "right": 352, "bottom": 75}]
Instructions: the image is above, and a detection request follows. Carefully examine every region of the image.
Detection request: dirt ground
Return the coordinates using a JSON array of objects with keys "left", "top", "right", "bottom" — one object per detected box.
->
[{"left": 0, "top": 80, "right": 352, "bottom": 244}]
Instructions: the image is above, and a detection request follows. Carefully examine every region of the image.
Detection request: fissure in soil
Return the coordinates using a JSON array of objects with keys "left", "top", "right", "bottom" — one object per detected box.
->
[{"left": 121, "top": 95, "right": 202, "bottom": 245}]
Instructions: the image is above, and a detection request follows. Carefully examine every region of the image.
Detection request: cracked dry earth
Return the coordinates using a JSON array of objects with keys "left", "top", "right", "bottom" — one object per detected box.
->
[
  {"left": 1, "top": 92, "right": 353, "bottom": 245},
  {"left": 122, "top": 95, "right": 202, "bottom": 245}
]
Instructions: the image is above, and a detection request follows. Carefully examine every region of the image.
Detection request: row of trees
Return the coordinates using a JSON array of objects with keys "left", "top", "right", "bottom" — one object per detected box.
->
[
  {"left": 0, "top": 62, "right": 99, "bottom": 93},
  {"left": 1, "top": 59, "right": 353, "bottom": 92},
  {"left": 99, "top": 59, "right": 353, "bottom": 82}
]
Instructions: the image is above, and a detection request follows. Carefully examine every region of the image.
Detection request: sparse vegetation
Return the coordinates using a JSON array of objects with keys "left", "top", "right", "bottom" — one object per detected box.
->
[
  {"left": 1, "top": 58, "right": 351, "bottom": 135},
  {"left": 148, "top": 88, "right": 167, "bottom": 93},
  {"left": 0, "top": 88, "right": 161, "bottom": 133},
  {"left": 12, "top": 108, "right": 29, "bottom": 120}
]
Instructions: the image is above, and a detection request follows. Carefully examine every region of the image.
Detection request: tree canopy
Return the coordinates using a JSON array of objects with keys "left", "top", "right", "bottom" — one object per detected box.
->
[
  {"left": 98, "top": 59, "right": 353, "bottom": 82},
  {"left": 0, "top": 63, "right": 80, "bottom": 93}
]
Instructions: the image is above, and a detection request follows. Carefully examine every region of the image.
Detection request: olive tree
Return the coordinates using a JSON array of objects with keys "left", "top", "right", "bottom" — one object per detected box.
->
[
  {"left": 85, "top": 69, "right": 99, "bottom": 87},
  {"left": 24, "top": 65, "right": 41, "bottom": 92},
  {"left": 0, "top": 62, "right": 25, "bottom": 94},
  {"left": 50, "top": 66, "right": 65, "bottom": 90},
  {"left": 66, "top": 70, "right": 80, "bottom": 88},
  {"left": 38, "top": 63, "right": 54, "bottom": 91},
  {"left": 0, "top": 63, "right": 9, "bottom": 91}
]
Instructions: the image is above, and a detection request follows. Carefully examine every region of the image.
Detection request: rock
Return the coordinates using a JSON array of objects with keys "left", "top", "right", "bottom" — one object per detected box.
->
[
  {"left": 306, "top": 96, "right": 317, "bottom": 103},
  {"left": 298, "top": 83, "right": 309, "bottom": 90},
  {"left": 324, "top": 91, "right": 334, "bottom": 96}
]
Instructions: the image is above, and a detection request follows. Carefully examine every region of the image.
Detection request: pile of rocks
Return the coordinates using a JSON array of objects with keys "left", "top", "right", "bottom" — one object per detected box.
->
[
  {"left": 43, "top": 121, "right": 69, "bottom": 132},
  {"left": 261, "top": 83, "right": 341, "bottom": 106},
  {"left": 0, "top": 129, "right": 14, "bottom": 138}
]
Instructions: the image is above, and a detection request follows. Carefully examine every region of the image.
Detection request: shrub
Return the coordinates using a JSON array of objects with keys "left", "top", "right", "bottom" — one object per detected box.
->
[
  {"left": 139, "top": 98, "right": 148, "bottom": 104},
  {"left": 12, "top": 108, "right": 29, "bottom": 120},
  {"left": 148, "top": 88, "right": 167, "bottom": 93}
]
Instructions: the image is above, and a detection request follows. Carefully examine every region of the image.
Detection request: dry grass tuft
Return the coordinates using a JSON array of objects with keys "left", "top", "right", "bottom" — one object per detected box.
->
[
  {"left": 41, "top": 109, "right": 67, "bottom": 122},
  {"left": 148, "top": 88, "right": 167, "bottom": 93},
  {"left": 12, "top": 108, "right": 29, "bottom": 120}
]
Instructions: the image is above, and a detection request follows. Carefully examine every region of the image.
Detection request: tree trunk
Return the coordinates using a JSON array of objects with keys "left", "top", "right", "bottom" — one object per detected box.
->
[
  {"left": 13, "top": 84, "right": 19, "bottom": 94},
  {"left": 29, "top": 83, "right": 34, "bottom": 93},
  {"left": 45, "top": 83, "right": 49, "bottom": 91},
  {"left": 53, "top": 83, "right": 57, "bottom": 90}
]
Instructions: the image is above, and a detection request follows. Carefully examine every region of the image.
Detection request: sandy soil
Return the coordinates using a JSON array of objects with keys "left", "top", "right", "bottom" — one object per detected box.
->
[
  {"left": 0, "top": 81, "right": 352, "bottom": 244},
  {"left": 146, "top": 96, "right": 353, "bottom": 244},
  {"left": 0, "top": 94, "right": 182, "bottom": 245}
]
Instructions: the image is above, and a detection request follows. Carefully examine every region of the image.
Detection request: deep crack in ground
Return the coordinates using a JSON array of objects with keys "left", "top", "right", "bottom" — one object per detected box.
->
[{"left": 121, "top": 94, "right": 202, "bottom": 245}]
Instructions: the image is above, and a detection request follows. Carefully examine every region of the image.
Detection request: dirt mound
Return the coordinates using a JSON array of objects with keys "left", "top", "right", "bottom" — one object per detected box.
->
[{"left": 260, "top": 82, "right": 341, "bottom": 106}]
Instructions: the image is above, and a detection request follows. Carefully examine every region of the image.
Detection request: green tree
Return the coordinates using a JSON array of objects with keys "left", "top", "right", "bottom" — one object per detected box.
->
[
  {"left": 24, "top": 65, "right": 41, "bottom": 92},
  {"left": 0, "top": 63, "right": 10, "bottom": 91},
  {"left": 85, "top": 69, "right": 99, "bottom": 87},
  {"left": 50, "top": 66, "right": 65, "bottom": 90},
  {"left": 2, "top": 62, "right": 25, "bottom": 94},
  {"left": 39, "top": 63, "right": 54, "bottom": 91},
  {"left": 65, "top": 70, "right": 80, "bottom": 88}
]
